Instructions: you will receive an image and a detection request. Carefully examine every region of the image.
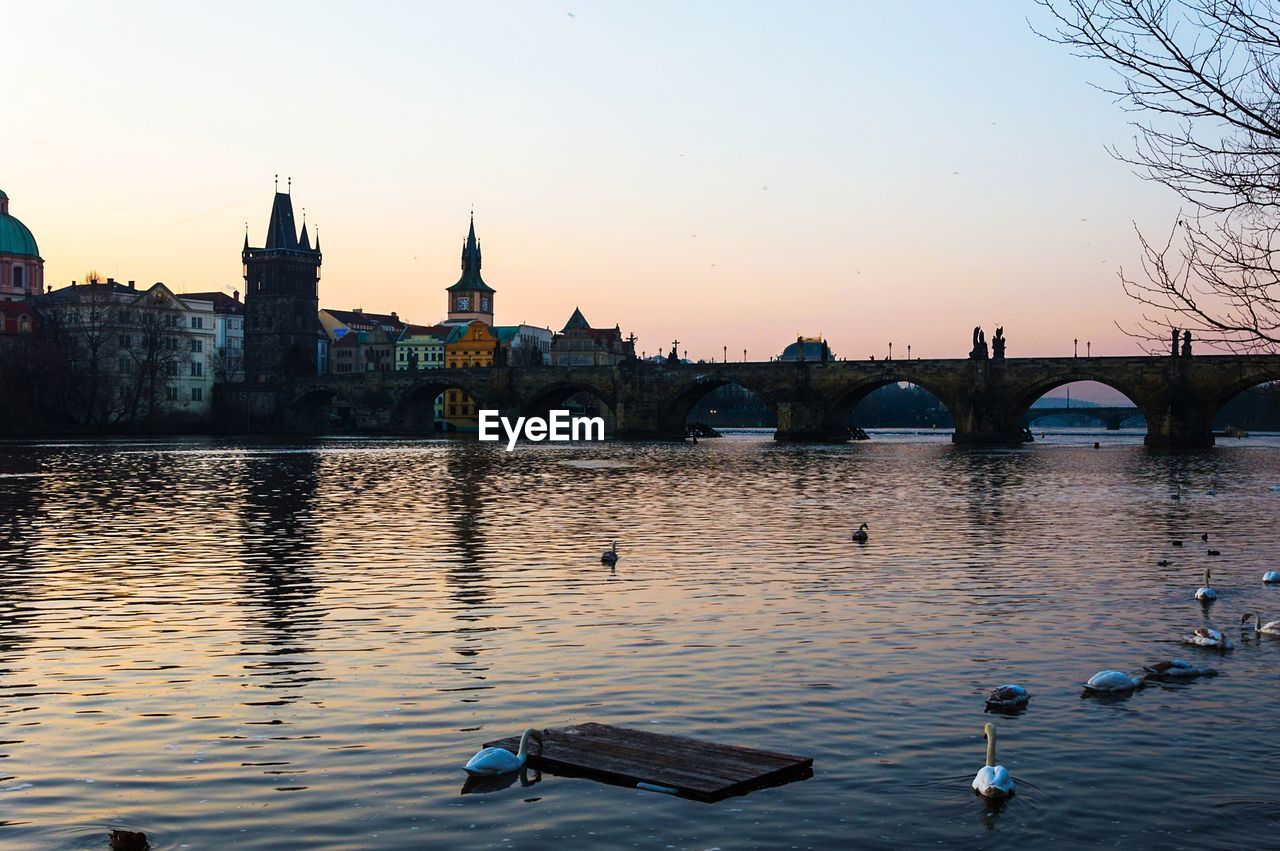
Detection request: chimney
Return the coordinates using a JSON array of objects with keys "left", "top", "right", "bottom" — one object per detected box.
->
[
  {"left": 107, "top": 277, "right": 116, "bottom": 285},
  {"left": 128, "top": 280, "right": 135, "bottom": 288}
]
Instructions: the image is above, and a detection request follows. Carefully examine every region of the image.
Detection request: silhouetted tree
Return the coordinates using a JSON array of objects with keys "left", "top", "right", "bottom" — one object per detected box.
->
[{"left": 1038, "top": 0, "right": 1280, "bottom": 352}]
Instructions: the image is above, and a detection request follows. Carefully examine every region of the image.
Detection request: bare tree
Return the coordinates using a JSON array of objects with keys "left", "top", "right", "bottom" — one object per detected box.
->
[{"left": 1036, "top": 0, "right": 1280, "bottom": 351}]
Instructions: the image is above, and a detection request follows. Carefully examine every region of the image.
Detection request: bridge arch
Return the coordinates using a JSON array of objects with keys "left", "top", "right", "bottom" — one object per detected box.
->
[
  {"left": 1003, "top": 372, "right": 1155, "bottom": 439},
  {"left": 393, "top": 377, "right": 493, "bottom": 434},
  {"left": 822, "top": 375, "right": 963, "bottom": 434},
  {"left": 290, "top": 386, "right": 358, "bottom": 432},
  {"left": 1204, "top": 368, "right": 1280, "bottom": 433},
  {"left": 665, "top": 376, "right": 778, "bottom": 434},
  {"left": 520, "top": 382, "right": 616, "bottom": 419}
]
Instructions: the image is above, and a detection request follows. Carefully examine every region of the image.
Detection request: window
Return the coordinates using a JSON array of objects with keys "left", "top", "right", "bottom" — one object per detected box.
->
[
  {"left": 191, "top": 387, "right": 203, "bottom": 401},
  {"left": 119, "top": 358, "right": 133, "bottom": 373},
  {"left": 165, "top": 386, "right": 178, "bottom": 401},
  {"left": 18, "top": 315, "right": 31, "bottom": 334},
  {"left": 166, "top": 362, "right": 177, "bottom": 376},
  {"left": 190, "top": 361, "right": 203, "bottom": 377},
  {"left": 191, "top": 316, "right": 204, "bottom": 329},
  {"left": 119, "top": 334, "right": 132, "bottom": 349},
  {"left": 12, "top": 267, "right": 23, "bottom": 290},
  {"left": 190, "top": 339, "right": 203, "bottom": 353}
]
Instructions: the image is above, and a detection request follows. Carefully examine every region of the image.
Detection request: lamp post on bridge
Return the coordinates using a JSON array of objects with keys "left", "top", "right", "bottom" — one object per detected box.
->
[
  {"left": 1087, "top": 341, "right": 1091, "bottom": 357},
  {"left": 907, "top": 344, "right": 911, "bottom": 360},
  {"left": 723, "top": 345, "right": 727, "bottom": 364},
  {"left": 1074, "top": 338, "right": 1078, "bottom": 358},
  {"left": 743, "top": 348, "right": 747, "bottom": 362},
  {"left": 888, "top": 342, "right": 893, "bottom": 361}
]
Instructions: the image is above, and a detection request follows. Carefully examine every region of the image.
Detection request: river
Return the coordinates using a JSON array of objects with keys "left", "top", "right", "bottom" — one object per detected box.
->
[{"left": 1, "top": 431, "right": 1278, "bottom": 848}]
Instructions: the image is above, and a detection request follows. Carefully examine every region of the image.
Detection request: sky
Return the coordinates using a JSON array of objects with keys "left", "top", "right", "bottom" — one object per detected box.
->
[{"left": 5, "top": 1, "right": 1181, "bottom": 397}]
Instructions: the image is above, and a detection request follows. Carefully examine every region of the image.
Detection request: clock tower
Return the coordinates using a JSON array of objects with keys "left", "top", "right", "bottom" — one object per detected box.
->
[{"left": 444, "top": 214, "right": 495, "bottom": 326}]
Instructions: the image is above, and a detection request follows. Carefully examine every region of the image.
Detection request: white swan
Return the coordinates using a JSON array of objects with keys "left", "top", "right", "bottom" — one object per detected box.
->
[
  {"left": 1263, "top": 571, "right": 1280, "bottom": 584},
  {"left": 464, "top": 728, "right": 543, "bottom": 777},
  {"left": 601, "top": 542, "right": 618, "bottom": 566},
  {"left": 851, "top": 523, "right": 869, "bottom": 543},
  {"left": 1141, "top": 659, "right": 1217, "bottom": 679},
  {"left": 971, "top": 722, "right": 1014, "bottom": 798},
  {"left": 984, "top": 684, "right": 1029, "bottom": 711},
  {"left": 1083, "top": 670, "right": 1145, "bottom": 693},
  {"left": 1182, "top": 626, "right": 1234, "bottom": 650},
  {"left": 1242, "top": 612, "right": 1280, "bottom": 636},
  {"left": 1194, "top": 568, "right": 1217, "bottom": 602}
]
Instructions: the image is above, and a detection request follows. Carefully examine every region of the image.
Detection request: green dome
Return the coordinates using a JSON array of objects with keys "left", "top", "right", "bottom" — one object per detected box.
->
[{"left": 0, "top": 191, "right": 40, "bottom": 258}]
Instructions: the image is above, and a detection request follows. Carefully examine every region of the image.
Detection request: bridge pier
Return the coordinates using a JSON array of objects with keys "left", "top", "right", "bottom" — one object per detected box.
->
[
  {"left": 1144, "top": 410, "right": 1215, "bottom": 448},
  {"left": 773, "top": 399, "right": 848, "bottom": 442}
]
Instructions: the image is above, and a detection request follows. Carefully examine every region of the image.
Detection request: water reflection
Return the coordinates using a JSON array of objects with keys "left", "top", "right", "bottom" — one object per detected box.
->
[{"left": 237, "top": 449, "right": 324, "bottom": 704}]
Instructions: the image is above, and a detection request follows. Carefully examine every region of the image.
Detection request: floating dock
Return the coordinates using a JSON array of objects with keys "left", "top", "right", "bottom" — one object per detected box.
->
[{"left": 484, "top": 722, "right": 812, "bottom": 802}]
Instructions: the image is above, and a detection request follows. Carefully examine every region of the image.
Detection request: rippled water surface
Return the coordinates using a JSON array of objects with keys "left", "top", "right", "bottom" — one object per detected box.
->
[{"left": 2, "top": 431, "right": 1279, "bottom": 849}]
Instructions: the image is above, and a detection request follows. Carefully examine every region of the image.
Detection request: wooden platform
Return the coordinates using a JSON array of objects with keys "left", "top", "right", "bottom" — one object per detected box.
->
[{"left": 484, "top": 722, "right": 812, "bottom": 802}]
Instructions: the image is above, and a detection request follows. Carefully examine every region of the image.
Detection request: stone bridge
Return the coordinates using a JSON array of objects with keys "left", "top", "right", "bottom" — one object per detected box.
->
[
  {"left": 267, "top": 354, "right": 1280, "bottom": 447},
  {"left": 1023, "top": 406, "right": 1146, "bottom": 431}
]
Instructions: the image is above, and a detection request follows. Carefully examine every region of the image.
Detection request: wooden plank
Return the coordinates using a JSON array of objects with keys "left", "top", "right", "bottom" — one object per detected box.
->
[{"left": 484, "top": 722, "right": 812, "bottom": 802}]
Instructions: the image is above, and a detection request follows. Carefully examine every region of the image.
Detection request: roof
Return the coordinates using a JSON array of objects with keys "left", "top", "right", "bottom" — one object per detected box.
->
[
  {"left": 447, "top": 215, "right": 495, "bottom": 293},
  {"left": 181, "top": 291, "right": 245, "bottom": 315},
  {"left": 0, "top": 191, "right": 40, "bottom": 258},
  {"left": 562, "top": 307, "right": 590, "bottom": 332},
  {"left": 265, "top": 192, "right": 298, "bottom": 250},
  {"left": 492, "top": 326, "right": 522, "bottom": 344},
  {"left": 398, "top": 323, "right": 451, "bottom": 341},
  {"left": 778, "top": 338, "right": 835, "bottom": 362},
  {"left": 322, "top": 308, "right": 404, "bottom": 331}
]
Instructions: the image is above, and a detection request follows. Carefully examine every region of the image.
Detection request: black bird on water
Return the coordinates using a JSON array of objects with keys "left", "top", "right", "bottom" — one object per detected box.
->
[
  {"left": 109, "top": 830, "right": 149, "bottom": 851},
  {"left": 1172, "top": 540, "right": 1184, "bottom": 547}
]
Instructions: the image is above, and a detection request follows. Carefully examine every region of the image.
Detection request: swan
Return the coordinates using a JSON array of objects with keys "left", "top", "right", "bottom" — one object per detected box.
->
[
  {"left": 1182, "top": 626, "right": 1234, "bottom": 650},
  {"left": 1083, "top": 670, "right": 1145, "bottom": 693},
  {"left": 984, "top": 684, "right": 1029, "bottom": 711},
  {"left": 1264, "top": 571, "right": 1280, "bottom": 584},
  {"left": 1171, "top": 485, "right": 1181, "bottom": 501},
  {"left": 464, "top": 728, "right": 543, "bottom": 777},
  {"left": 601, "top": 542, "right": 618, "bottom": 566},
  {"left": 1201, "top": 532, "right": 1209, "bottom": 542},
  {"left": 1194, "top": 568, "right": 1217, "bottom": 602},
  {"left": 851, "top": 523, "right": 869, "bottom": 543},
  {"left": 1241, "top": 612, "right": 1280, "bottom": 636},
  {"left": 971, "top": 722, "right": 1014, "bottom": 798},
  {"left": 1142, "top": 659, "right": 1217, "bottom": 679}
]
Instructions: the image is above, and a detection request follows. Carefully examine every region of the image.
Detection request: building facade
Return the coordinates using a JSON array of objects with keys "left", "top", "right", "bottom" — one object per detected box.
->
[
  {"left": 181, "top": 290, "right": 246, "bottom": 382},
  {"left": 549, "top": 307, "right": 634, "bottom": 366},
  {"left": 0, "top": 189, "right": 42, "bottom": 337},
  {"left": 396, "top": 323, "right": 449, "bottom": 370},
  {"left": 38, "top": 279, "right": 215, "bottom": 424},
  {"left": 0, "top": 189, "right": 44, "bottom": 303},
  {"left": 243, "top": 190, "right": 323, "bottom": 383},
  {"left": 442, "top": 320, "right": 496, "bottom": 429}
]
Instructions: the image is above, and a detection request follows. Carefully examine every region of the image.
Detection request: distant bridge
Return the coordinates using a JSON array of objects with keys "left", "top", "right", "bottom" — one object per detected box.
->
[
  {"left": 227, "top": 354, "right": 1280, "bottom": 447},
  {"left": 1023, "top": 406, "right": 1145, "bottom": 431}
]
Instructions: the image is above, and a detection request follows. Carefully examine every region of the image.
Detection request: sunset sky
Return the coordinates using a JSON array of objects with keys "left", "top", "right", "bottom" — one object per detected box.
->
[{"left": 6, "top": 1, "right": 1178, "bottom": 380}]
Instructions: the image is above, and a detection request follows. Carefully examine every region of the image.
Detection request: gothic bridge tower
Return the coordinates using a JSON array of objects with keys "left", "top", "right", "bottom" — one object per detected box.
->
[{"left": 243, "top": 185, "right": 322, "bottom": 383}]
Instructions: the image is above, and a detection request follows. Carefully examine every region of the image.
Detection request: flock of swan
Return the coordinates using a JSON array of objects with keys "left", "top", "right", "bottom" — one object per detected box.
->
[
  {"left": 463, "top": 518, "right": 1280, "bottom": 799},
  {"left": 970, "top": 527, "right": 1280, "bottom": 799}
]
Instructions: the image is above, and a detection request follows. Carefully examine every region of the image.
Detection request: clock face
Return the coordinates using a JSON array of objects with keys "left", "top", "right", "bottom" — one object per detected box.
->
[{"left": 457, "top": 296, "right": 470, "bottom": 311}]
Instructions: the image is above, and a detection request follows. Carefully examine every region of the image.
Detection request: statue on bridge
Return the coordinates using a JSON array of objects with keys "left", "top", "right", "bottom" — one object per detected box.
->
[
  {"left": 1181, "top": 329, "right": 1192, "bottom": 358},
  {"left": 970, "top": 327, "right": 989, "bottom": 360},
  {"left": 992, "top": 327, "right": 1006, "bottom": 360},
  {"left": 1171, "top": 327, "right": 1179, "bottom": 357},
  {"left": 666, "top": 340, "right": 681, "bottom": 367}
]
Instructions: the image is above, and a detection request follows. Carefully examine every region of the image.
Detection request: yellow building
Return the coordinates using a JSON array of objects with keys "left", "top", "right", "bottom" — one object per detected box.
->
[{"left": 442, "top": 320, "right": 495, "bottom": 430}]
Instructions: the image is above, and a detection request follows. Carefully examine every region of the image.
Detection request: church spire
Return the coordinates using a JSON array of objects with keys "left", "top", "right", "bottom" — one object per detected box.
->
[
  {"left": 264, "top": 188, "right": 299, "bottom": 250},
  {"left": 448, "top": 213, "right": 493, "bottom": 292}
]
